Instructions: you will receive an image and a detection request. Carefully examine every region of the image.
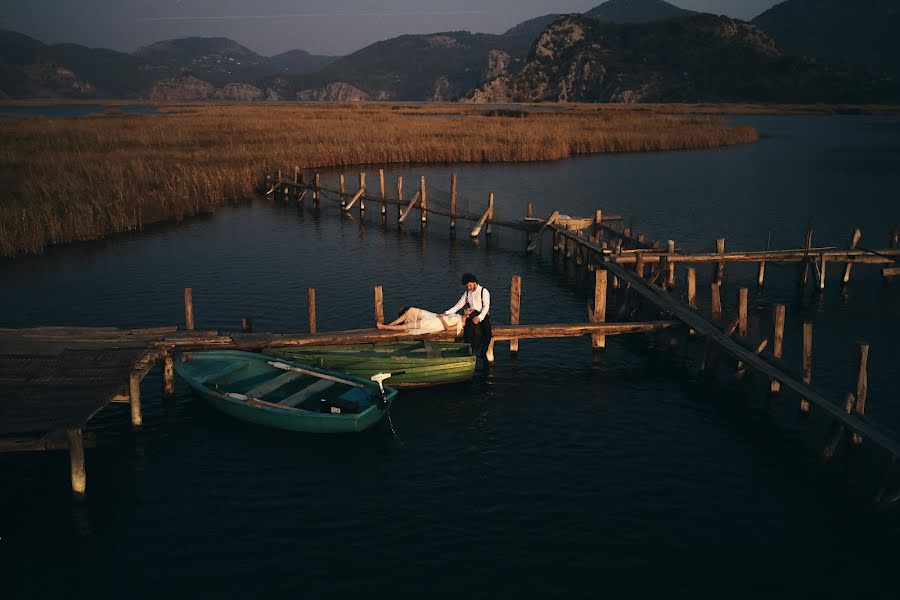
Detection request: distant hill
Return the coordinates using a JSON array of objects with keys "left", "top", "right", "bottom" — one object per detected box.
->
[
  {"left": 268, "top": 49, "right": 337, "bottom": 75},
  {"left": 752, "top": 0, "right": 900, "bottom": 77},
  {"left": 584, "top": 0, "right": 698, "bottom": 23},
  {"left": 278, "top": 29, "right": 540, "bottom": 101},
  {"left": 467, "top": 14, "right": 898, "bottom": 104}
]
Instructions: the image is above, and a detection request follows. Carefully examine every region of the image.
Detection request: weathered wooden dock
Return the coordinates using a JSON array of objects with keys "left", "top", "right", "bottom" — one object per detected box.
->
[{"left": 2, "top": 166, "right": 898, "bottom": 503}]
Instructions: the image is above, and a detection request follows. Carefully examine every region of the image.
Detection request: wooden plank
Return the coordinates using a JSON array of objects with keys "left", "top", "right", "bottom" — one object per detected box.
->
[
  {"left": 607, "top": 248, "right": 898, "bottom": 264},
  {"left": 470, "top": 199, "right": 492, "bottom": 238},
  {"left": 842, "top": 228, "right": 862, "bottom": 284},
  {"left": 592, "top": 270, "right": 608, "bottom": 349},
  {"left": 279, "top": 379, "right": 336, "bottom": 407},
  {"left": 398, "top": 191, "right": 420, "bottom": 224},
  {"left": 853, "top": 343, "right": 870, "bottom": 445},
  {"left": 0, "top": 432, "right": 96, "bottom": 453},
  {"left": 247, "top": 370, "right": 302, "bottom": 398},
  {"left": 267, "top": 360, "right": 363, "bottom": 387},
  {"left": 526, "top": 211, "right": 560, "bottom": 253},
  {"left": 343, "top": 188, "right": 365, "bottom": 211}
]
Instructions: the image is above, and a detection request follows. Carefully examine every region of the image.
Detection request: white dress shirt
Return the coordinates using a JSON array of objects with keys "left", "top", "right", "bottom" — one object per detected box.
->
[{"left": 445, "top": 284, "right": 490, "bottom": 320}]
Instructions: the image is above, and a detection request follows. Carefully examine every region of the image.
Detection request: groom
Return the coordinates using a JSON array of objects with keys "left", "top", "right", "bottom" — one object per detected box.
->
[{"left": 445, "top": 273, "right": 492, "bottom": 363}]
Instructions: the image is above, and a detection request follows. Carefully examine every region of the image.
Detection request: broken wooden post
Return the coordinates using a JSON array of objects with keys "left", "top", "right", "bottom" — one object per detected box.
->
[
  {"left": 449, "top": 172, "right": 457, "bottom": 229},
  {"left": 842, "top": 228, "right": 862, "bottom": 284},
  {"left": 823, "top": 393, "right": 855, "bottom": 461},
  {"left": 129, "top": 370, "right": 142, "bottom": 429},
  {"left": 358, "top": 172, "right": 366, "bottom": 212},
  {"left": 163, "top": 349, "right": 175, "bottom": 397},
  {"left": 307, "top": 288, "right": 317, "bottom": 334},
  {"left": 510, "top": 276, "right": 521, "bottom": 354},
  {"left": 852, "top": 343, "right": 870, "bottom": 445},
  {"left": 374, "top": 286, "right": 384, "bottom": 325},
  {"left": 526, "top": 211, "right": 559, "bottom": 253},
  {"left": 399, "top": 192, "right": 421, "bottom": 224},
  {"left": 738, "top": 288, "right": 748, "bottom": 337},
  {"left": 686, "top": 267, "right": 697, "bottom": 309},
  {"left": 800, "top": 322, "right": 813, "bottom": 413},
  {"left": 470, "top": 195, "right": 492, "bottom": 237},
  {"left": 486, "top": 192, "right": 494, "bottom": 236},
  {"left": 892, "top": 227, "right": 899, "bottom": 249},
  {"left": 242, "top": 317, "right": 252, "bottom": 333},
  {"left": 67, "top": 427, "right": 86, "bottom": 498},
  {"left": 593, "top": 270, "right": 608, "bottom": 350},
  {"left": 184, "top": 287, "right": 195, "bottom": 330},
  {"left": 667, "top": 240, "right": 676, "bottom": 288},
  {"left": 771, "top": 305, "right": 785, "bottom": 393},
  {"left": 397, "top": 177, "right": 403, "bottom": 220},
  {"left": 711, "top": 283, "right": 722, "bottom": 321},
  {"left": 420, "top": 176, "right": 427, "bottom": 225},
  {"left": 339, "top": 174, "right": 346, "bottom": 209},
  {"left": 757, "top": 261, "right": 766, "bottom": 287},
  {"left": 715, "top": 238, "right": 725, "bottom": 283}
]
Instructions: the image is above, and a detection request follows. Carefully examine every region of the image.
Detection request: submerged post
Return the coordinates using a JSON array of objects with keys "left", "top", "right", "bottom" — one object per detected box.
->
[
  {"left": 667, "top": 240, "right": 676, "bottom": 288},
  {"left": 801, "top": 225, "right": 813, "bottom": 286},
  {"left": 450, "top": 172, "right": 457, "bottom": 230},
  {"left": 184, "top": 288, "right": 195, "bottom": 330},
  {"left": 852, "top": 343, "right": 870, "bottom": 445},
  {"left": 379, "top": 169, "right": 386, "bottom": 217},
  {"left": 594, "top": 210, "right": 603, "bottom": 242},
  {"left": 242, "top": 317, "right": 252, "bottom": 333},
  {"left": 313, "top": 173, "right": 320, "bottom": 206},
  {"left": 800, "top": 322, "right": 813, "bottom": 413},
  {"left": 374, "top": 286, "right": 384, "bottom": 325},
  {"left": 842, "top": 228, "right": 862, "bottom": 284},
  {"left": 308, "top": 288, "right": 317, "bottom": 334},
  {"left": 340, "top": 174, "right": 346, "bottom": 210},
  {"left": 358, "top": 172, "right": 366, "bottom": 213},
  {"left": 635, "top": 252, "right": 645, "bottom": 279},
  {"left": 819, "top": 253, "right": 826, "bottom": 290},
  {"left": 711, "top": 283, "right": 722, "bottom": 321},
  {"left": 397, "top": 177, "right": 403, "bottom": 220},
  {"left": 771, "top": 305, "right": 785, "bottom": 393},
  {"left": 66, "top": 427, "right": 86, "bottom": 499},
  {"left": 757, "top": 261, "right": 766, "bottom": 288},
  {"left": 738, "top": 288, "right": 748, "bottom": 337},
  {"left": 510, "top": 276, "right": 521, "bottom": 354},
  {"left": 163, "top": 349, "right": 175, "bottom": 397},
  {"left": 486, "top": 193, "right": 494, "bottom": 236}
]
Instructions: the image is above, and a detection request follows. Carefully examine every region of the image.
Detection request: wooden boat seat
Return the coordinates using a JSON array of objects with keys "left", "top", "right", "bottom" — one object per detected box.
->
[
  {"left": 195, "top": 359, "right": 250, "bottom": 383},
  {"left": 279, "top": 379, "right": 336, "bottom": 408},
  {"left": 246, "top": 370, "right": 302, "bottom": 398}
]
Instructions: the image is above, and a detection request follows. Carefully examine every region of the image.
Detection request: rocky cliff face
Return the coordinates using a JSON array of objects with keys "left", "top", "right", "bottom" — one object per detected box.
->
[
  {"left": 466, "top": 14, "right": 885, "bottom": 103},
  {"left": 148, "top": 76, "right": 215, "bottom": 101},
  {"left": 296, "top": 82, "right": 375, "bottom": 101}
]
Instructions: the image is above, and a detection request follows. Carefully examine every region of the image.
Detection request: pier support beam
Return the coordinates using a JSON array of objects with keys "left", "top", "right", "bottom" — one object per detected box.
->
[
  {"left": 738, "top": 288, "right": 748, "bottom": 337},
  {"left": 852, "top": 343, "right": 870, "bottom": 445},
  {"left": 450, "top": 172, "right": 457, "bottom": 230},
  {"left": 67, "top": 427, "right": 86, "bottom": 499},
  {"left": 307, "top": 288, "right": 317, "bottom": 334},
  {"left": 715, "top": 238, "right": 725, "bottom": 283},
  {"left": 374, "top": 286, "right": 384, "bottom": 325},
  {"left": 800, "top": 322, "right": 813, "bottom": 413},
  {"left": 129, "top": 371, "right": 142, "bottom": 429},
  {"left": 710, "top": 283, "right": 722, "bottom": 321},
  {"left": 686, "top": 268, "right": 697, "bottom": 309},
  {"left": 771, "top": 305, "right": 785, "bottom": 393},
  {"left": 163, "top": 349, "right": 175, "bottom": 397},
  {"left": 592, "top": 270, "right": 608, "bottom": 351},
  {"left": 510, "top": 276, "right": 521, "bottom": 354},
  {"left": 842, "top": 228, "right": 861, "bottom": 284},
  {"left": 184, "top": 288, "right": 195, "bottom": 330},
  {"left": 420, "top": 176, "right": 427, "bottom": 225}
]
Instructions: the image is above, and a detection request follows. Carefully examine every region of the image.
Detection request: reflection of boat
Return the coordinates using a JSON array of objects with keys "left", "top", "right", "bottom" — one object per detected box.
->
[
  {"left": 174, "top": 350, "right": 396, "bottom": 433},
  {"left": 264, "top": 341, "right": 476, "bottom": 388}
]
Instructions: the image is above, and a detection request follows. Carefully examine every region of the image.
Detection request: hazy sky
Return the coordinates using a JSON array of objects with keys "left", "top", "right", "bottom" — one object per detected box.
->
[{"left": 2, "top": 1, "right": 784, "bottom": 57}]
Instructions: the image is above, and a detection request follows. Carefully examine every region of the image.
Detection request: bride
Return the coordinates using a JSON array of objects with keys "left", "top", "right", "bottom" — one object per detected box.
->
[{"left": 376, "top": 306, "right": 463, "bottom": 335}]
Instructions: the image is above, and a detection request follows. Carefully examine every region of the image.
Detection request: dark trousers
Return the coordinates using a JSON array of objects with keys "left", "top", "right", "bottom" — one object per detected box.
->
[{"left": 463, "top": 316, "right": 492, "bottom": 360}]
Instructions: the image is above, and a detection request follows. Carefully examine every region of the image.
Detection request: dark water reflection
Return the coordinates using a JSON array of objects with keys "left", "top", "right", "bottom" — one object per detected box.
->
[{"left": 2, "top": 115, "right": 900, "bottom": 598}]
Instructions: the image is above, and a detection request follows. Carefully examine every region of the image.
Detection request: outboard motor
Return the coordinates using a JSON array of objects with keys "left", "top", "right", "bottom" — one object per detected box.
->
[{"left": 370, "top": 372, "right": 393, "bottom": 410}]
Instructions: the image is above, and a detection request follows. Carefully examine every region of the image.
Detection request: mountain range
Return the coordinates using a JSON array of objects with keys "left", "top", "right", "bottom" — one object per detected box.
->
[{"left": 1, "top": 0, "right": 897, "bottom": 103}]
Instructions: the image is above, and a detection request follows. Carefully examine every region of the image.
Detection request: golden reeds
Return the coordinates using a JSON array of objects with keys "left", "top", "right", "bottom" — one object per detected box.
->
[{"left": 0, "top": 102, "right": 760, "bottom": 256}]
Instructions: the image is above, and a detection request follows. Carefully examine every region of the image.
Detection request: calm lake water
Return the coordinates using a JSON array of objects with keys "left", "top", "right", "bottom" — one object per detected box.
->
[{"left": 2, "top": 115, "right": 900, "bottom": 598}]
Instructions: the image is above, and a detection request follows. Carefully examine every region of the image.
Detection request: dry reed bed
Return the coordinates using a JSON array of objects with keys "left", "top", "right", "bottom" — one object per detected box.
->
[{"left": 0, "top": 103, "right": 758, "bottom": 256}]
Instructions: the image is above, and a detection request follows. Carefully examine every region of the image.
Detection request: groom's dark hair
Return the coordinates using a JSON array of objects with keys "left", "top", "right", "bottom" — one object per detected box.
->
[{"left": 461, "top": 273, "right": 478, "bottom": 284}]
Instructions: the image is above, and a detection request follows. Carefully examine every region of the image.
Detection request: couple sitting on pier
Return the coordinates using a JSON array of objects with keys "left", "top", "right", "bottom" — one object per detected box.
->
[{"left": 376, "top": 273, "right": 493, "bottom": 361}]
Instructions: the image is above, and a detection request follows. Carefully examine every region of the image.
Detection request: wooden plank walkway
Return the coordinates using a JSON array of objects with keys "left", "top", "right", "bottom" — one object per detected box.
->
[{"left": 550, "top": 224, "right": 900, "bottom": 458}]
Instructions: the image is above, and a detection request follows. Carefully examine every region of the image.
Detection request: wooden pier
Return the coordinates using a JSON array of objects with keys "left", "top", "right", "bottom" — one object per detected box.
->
[{"left": 2, "top": 166, "right": 898, "bottom": 503}]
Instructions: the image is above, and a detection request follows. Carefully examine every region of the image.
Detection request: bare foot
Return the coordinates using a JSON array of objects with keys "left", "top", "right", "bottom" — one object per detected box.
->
[{"left": 376, "top": 322, "right": 386, "bottom": 330}]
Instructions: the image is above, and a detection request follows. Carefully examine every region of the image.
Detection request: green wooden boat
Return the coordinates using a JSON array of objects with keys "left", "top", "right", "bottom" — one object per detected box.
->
[
  {"left": 263, "top": 341, "right": 476, "bottom": 388},
  {"left": 174, "top": 350, "right": 397, "bottom": 433}
]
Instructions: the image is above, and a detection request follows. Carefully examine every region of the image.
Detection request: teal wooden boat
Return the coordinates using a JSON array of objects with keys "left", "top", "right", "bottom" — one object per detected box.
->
[
  {"left": 174, "top": 350, "right": 397, "bottom": 433},
  {"left": 263, "top": 341, "right": 476, "bottom": 388}
]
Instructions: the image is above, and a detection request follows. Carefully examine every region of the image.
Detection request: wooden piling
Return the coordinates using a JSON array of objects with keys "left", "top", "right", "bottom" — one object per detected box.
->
[
  {"left": 420, "top": 176, "right": 427, "bottom": 225},
  {"left": 818, "top": 253, "right": 827, "bottom": 290},
  {"left": 527, "top": 203, "right": 533, "bottom": 219},
  {"left": 852, "top": 343, "right": 870, "bottom": 445},
  {"left": 842, "top": 228, "right": 862, "bottom": 284},
  {"left": 184, "top": 287, "right": 195, "bottom": 330},
  {"left": 486, "top": 192, "right": 494, "bottom": 235},
  {"left": 313, "top": 173, "right": 320, "bottom": 206},
  {"left": 163, "top": 350, "right": 175, "bottom": 397},
  {"left": 801, "top": 225, "right": 813, "bottom": 286},
  {"left": 66, "top": 427, "right": 86, "bottom": 498},
  {"left": 771, "top": 304, "right": 785, "bottom": 393},
  {"left": 374, "top": 286, "right": 384, "bottom": 325},
  {"left": 396, "top": 177, "right": 403, "bottom": 220},
  {"left": 593, "top": 270, "right": 608, "bottom": 350},
  {"left": 800, "top": 322, "right": 813, "bottom": 413},
  {"left": 358, "top": 172, "right": 366, "bottom": 212},
  {"left": 738, "top": 288, "right": 748, "bottom": 337},
  {"left": 129, "top": 370, "right": 142, "bottom": 428},
  {"left": 379, "top": 169, "right": 386, "bottom": 216},
  {"left": 667, "top": 240, "right": 676, "bottom": 288},
  {"left": 715, "top": 238, "right": 725, "bottom": 283},
  {"left": 711, "top": 283, "right": 722, "bottom": 321},
  {"left": 307, "top": 288, "right": 317, "bottom": 334},
  {"left": 892, "top": 227, "right": 899, "bottom": 249},
  {"left": 635, "top": 252, "right": 645, "bottom": 279},
  {"left": 594, "top": 210, "right": 603, "bottom": 242},
  {"left": 339, "top": 174, "right": 346, "bottom": 209},
  {"left": 242, "top": 317, "right": 252, "bottom": 333},
  {"left": 450, "top": 172, "right": 457, "bottom": 229},
  {"left": 687, "top": 268, "right": 697, "bottom": 309},
  {"left": 757, "top": 261, "right": 766, "bottom": 287},
  {"left": 510, "top": 276, "right": 521, "bottom": 354}
]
